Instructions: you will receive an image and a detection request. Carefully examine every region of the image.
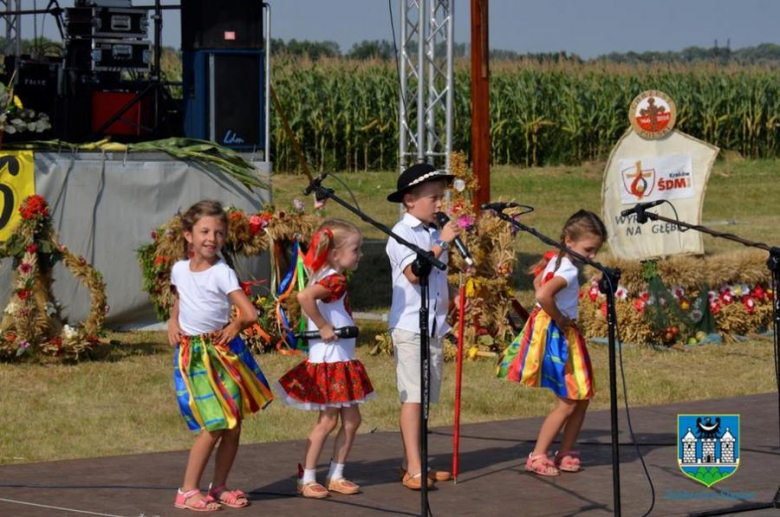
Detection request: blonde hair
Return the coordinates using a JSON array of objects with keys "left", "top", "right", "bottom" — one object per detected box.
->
[
  {"left": 529, "top": 209, "right": 607, "bottom": 275},
  {"left": 306, "top": 219, "right": 361, "bottom": 272},
  {"left": 180, "top": 200, "right": 228, "bottom": 258}
]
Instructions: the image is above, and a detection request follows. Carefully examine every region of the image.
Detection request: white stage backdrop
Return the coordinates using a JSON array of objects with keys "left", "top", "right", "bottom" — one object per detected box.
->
[{"left": 0, "top": 152, "right": 271, "bottom": 328}]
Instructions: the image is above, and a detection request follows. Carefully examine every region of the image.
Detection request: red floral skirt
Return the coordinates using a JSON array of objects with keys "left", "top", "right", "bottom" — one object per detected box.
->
[{"left": 275, "top": 359, "right": 376, "bottom": 410}]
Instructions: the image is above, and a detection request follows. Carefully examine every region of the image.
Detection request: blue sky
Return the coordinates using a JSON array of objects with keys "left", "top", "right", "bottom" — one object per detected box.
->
[{"left": 16, "top": 0, "right": 780, "bottom": 58}]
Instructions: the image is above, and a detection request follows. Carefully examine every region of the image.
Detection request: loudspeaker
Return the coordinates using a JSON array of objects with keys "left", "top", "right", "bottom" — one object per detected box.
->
[
  {"left": 183, "top": 50, "right": 265, "bottom": 150},
  {"left": 181, "top": 0, "right": 263, "bottom": 51}
]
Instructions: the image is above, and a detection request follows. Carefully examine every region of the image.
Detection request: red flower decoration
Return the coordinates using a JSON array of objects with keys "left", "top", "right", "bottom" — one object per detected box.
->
[
  {"left": 633, "top": 299, "right": 646, "bottom": 313},
  {"left": 710, "top": 301, "right": 722, "bottom": 315},
  {"left": 742, "top": 296, "right": 756, "bottom": 314},
  {"left": 19, "top": 195, "right": 50, "bottom": 220},
  {"left": 17, "top": 289, "right": 30, "bottom": 300},
  {"left": 720, "top": 292, "right": 734, "bottom": 304},
  {"left": 26, "top": 244, "right": 38, "bottom": 254},
  {"left": 588, "top": 286, "right": 599, "bottom": 302},
  {"left": 600, "top": 300, "right": 608, "bottom": 317},
  {"left": 751, "top": 285, "right": 765, "bottom": 301}
]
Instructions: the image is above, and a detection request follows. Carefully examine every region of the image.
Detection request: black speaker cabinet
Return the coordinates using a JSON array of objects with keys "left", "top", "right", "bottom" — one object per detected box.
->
[
  {"left": 181, "top": 0, "right": 263, "bottom": 51},
  {"left": 183, "top": 50, "right": 265, "bottom": 150}
]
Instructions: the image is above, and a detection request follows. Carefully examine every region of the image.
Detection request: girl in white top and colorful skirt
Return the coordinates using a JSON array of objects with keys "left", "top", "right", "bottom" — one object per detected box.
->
[{"left": 169, "top": 200, "right": 273, "bottom": 512}]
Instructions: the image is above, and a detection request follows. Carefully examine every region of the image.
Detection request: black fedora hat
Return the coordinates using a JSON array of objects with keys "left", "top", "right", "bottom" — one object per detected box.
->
[{"left": 387, "top": 163, "right": 455, "bottom": 203}]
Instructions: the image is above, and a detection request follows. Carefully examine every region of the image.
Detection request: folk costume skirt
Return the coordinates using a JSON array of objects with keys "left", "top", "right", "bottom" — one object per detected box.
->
[
  {"left": 496, "top": 307, "right": 594, "bottom": 400},
  {"left": 276, "top": 359, "right": 376, "bottom": 411},
  {"left": 174, "top": 334, "right": 273, "bottom": 432}
]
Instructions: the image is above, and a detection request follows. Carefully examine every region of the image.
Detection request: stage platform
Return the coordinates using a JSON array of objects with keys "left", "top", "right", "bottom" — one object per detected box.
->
[{"left": 0, "top": 393, "right": 777, "bottom": 516}]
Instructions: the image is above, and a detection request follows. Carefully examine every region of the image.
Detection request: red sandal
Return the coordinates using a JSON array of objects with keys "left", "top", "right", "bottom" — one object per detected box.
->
[
  {"left": 525, "top": 453, "right": 560, "bottom": 477},
  {"left": 208, "top": 484, "right": 249, "bottom": 508},
  {"left": 174, "top": 488, "right": 221, "bottom": 512},
  {"left": 555, "top": 450, "right": 582, "bottom": 472}
]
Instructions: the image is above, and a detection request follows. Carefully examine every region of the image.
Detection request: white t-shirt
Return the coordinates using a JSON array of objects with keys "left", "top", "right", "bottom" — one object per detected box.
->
[
  {"left": 386, "top": 213, "right": 451, "bottom": 338},
  {"left": 170, "top": 259, "right": 241, "bottom": 335},
  {"left": 538, "top": 255, "right": 580, "bottom": 320}
]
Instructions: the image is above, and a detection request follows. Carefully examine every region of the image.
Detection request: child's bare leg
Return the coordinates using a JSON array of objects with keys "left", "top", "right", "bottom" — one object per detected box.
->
[
  {"left": 558, "top": 399, "right": 589, "bottom": 456},
  {"left": 304, "top": 408, "right": 340, "bottom": 469},
  {"left": 181, "top": 430, "right": 222, "bottom": 507},
  {"left": 212, "top": 424, "right": 241, "bottom": 487},
  {"left": 532, "top": 397, "right": 577, "bottom": 457},
  {"left": 332, "top": 406, "right": 362, "bottom": 464},
  {"left": 400, "top": 402, "right": 421, "bottom": 474}
]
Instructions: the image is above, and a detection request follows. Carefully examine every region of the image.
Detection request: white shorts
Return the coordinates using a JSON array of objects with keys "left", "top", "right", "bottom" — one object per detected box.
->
[{"left": 391, "top": 328, "right": 444, "bottom": 404}]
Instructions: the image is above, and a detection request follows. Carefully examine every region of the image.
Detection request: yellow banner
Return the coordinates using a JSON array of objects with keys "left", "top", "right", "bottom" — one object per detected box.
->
[{"left": 0, "top": 151, "right": 35, "bottom": 241}]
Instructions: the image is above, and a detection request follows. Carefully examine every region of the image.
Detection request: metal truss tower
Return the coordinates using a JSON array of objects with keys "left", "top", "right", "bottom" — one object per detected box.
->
[
  {"left": 399, "top": 0, "right": 454, "bottom": 172},
  {"left": 2, "top": 0, "right": 22, "bottom": 58}
]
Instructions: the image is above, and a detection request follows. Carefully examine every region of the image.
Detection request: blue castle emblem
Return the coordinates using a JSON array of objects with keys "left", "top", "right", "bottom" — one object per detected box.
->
[{"left": 677, "top": 414, "right": 740, "bottom": 487}]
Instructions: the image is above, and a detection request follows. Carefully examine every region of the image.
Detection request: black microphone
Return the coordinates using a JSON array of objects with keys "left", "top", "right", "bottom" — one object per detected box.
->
[
  {"left": 303, "top": 173, "right": 331, "bottom": 202},
  {"left": 481, "top": 202, "right": 520, "bottom": 211},
  {"left": 294, "top": 325, "right": 359, "bottom": 340},
  {"left": 620, "top": 199, "right": 667, "bottom": 223},
  {"left": 434, "top": 212, "right": 475, "bottom": 266}
]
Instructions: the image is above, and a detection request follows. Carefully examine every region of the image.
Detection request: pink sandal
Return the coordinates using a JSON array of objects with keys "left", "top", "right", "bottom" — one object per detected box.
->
[
  {"left": 555, "top": 450, "right": 582, "bottom": 472},
  {"left": 525, "top": 453, "right": 560, "bottom": 477},
  {"left": 208, "top": 484, "right": 249, "bottom": 508},
  {"left": 174, "top": 489, "right": 221, "bottom": 512}
]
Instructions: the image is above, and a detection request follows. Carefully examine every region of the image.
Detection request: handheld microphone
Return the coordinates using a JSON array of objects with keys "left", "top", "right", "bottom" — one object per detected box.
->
[
  {"left": 294, "top": 325, "right": 359, "bottom": 340},
  {"left": 620, "top": 199, "right": 666, "bottom": 218},
  {"left": 434, "top": 212, "right": 475, "bottom": 266},
  {"left": 481, "top": 202, "right": 520, "bottom": 211}
]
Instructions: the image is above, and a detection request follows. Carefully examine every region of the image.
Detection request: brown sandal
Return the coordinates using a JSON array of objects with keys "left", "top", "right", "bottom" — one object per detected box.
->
[
  {"left": 326, "top": 477, "right": 360, "bottom": 495},
  {"left": 398, "top": 467, "right": 451, "bottom": 483},
  {"left": 402, "top": 471, "right": 433, "bottom": 490},
  {"left": 297, "top": 481, "right": 329, "bottom": 499}
]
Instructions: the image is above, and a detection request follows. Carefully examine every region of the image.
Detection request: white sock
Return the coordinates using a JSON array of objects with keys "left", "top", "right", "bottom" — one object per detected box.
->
[
  {"left": 302, "top": 468, "right": 317, "bottom": 484},
  {"left": 327, "top": 460, "right": 345, "bottom": 480}
]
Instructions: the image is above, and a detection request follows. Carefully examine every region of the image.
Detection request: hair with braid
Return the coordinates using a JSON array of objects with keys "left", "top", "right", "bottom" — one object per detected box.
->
[{"left": 529, "top": 209, "right": 607, "bottom": 276}]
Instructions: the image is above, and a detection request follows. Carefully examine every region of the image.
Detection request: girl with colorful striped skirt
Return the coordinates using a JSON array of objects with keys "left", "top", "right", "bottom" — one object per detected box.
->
[
  {"left": 497, "top": 210, "right": 606, "bottom": 477},
  {"left": 168, "top": 200, "right": 273, "bottom": 512}
]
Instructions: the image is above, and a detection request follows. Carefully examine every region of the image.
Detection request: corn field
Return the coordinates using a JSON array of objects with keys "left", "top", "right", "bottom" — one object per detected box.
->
[{"left": 270, "top": 58, "right": 780, "bottom": 172}]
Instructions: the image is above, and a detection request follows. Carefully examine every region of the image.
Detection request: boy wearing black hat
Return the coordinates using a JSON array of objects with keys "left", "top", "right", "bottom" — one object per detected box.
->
[{"left": 385, "top": 163, "right": 460, "bottom": 490}]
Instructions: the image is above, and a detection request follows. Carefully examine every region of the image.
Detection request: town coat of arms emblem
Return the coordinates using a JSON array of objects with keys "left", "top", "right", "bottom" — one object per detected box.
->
[{"left": 678, "top": 414, "right": 740, "bottom": 487}]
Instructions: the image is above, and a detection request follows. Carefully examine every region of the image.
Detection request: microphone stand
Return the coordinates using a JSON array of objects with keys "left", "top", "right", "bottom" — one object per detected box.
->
[
  {"left": 491, "top": 208, "right": 624, "bottom": 516},
  {"left": 635, "top": 207, "right": 780, "bottom": 516},
  {"left": 305, "top": 174, "right": 445, "bottom": 516}
]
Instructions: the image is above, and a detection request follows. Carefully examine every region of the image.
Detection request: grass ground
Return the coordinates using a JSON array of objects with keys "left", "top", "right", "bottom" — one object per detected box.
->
[
  {"left": 0, "top": 159, "right": 777, "bottom": 465},
  {"left": 0, "top": 324, "right": 774, "bottom": 465}
]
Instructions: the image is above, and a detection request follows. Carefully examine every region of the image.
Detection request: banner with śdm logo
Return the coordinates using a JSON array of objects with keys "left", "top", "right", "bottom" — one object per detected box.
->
[{"left": 602, "top": 91, "right": 718, "bottom": 260}]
